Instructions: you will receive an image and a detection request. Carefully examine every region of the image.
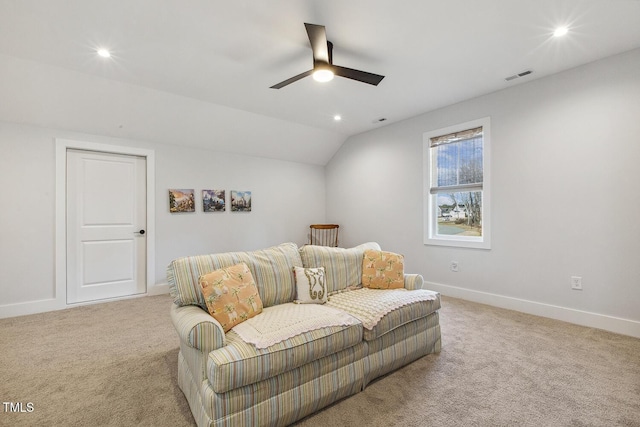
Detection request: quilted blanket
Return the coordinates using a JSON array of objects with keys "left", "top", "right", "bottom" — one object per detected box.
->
[
  {"left": 327, "top": 288, "right": 439, "bottom": 330},
  {"left": 232, "top": 302, "right": 359, "bottom": 348}
]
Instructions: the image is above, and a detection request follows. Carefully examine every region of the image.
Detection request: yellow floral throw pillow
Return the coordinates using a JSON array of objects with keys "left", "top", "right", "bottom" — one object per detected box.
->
[
  {"left": 362, "top": 249, "right": 405, "bottom": 289},
  {"left": 199, "top": 262, "right": 263, "bottom": 332}
]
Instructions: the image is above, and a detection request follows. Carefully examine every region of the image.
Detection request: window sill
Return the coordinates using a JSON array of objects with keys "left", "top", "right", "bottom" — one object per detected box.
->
[{"left": 424, "top": 236, "right": 491, "bottom": 250}]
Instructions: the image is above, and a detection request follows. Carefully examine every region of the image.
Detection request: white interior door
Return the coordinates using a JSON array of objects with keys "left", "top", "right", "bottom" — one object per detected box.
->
[{"left": 66, "top": 149, "right": 147, "bottom": 304}]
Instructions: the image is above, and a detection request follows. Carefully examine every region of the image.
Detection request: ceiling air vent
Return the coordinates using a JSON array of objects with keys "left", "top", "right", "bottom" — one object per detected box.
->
[{"left": 505, "top": 70, "right": 533, "bottom": 82}]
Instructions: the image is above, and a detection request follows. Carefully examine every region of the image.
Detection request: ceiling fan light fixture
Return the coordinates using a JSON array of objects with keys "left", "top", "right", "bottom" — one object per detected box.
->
[{"left": 312, "top": 67, "right": 334, "bottom": 83}]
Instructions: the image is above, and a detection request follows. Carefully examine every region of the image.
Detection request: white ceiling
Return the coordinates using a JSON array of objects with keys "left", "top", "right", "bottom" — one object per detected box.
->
[{"left": 1, "top": 0, "right": 639, "bottom": 164}]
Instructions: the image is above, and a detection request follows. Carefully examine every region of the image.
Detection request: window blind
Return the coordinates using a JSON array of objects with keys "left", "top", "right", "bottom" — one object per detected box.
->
[
  {"left": 429, "top": 126, "right": 482, "bottom": 148},
  {"left": 429, "top": 127, "right": 483, "bottom": 194}
]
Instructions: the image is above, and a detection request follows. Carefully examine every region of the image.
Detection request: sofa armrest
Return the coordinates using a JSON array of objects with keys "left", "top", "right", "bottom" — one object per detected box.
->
[
  {"left": 170, "top": 303, "right": 225, "bottom": 353},
  {"left": 403, "top": 274, "right": 424, "bottom": 290}
]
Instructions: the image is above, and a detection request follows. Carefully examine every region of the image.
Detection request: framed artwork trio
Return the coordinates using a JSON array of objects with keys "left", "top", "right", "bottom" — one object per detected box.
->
[{"left": 168, "top": 189, "right": 252, "bottom": 213}]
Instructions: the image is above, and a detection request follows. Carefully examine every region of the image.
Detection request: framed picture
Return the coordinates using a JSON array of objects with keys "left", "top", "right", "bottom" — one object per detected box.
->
[
  {"left": 168, "top": 189, "right": 195, "bottom": 213},
  {"left": 202, "top": 190, "right": 225, "bottom": 212},
  {"left": 231, "top": 190, "right": 252, "bottom": 212}
]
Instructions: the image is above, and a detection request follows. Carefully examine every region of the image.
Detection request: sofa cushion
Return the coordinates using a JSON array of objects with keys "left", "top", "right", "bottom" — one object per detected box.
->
[
  {"left": 327, "top": 288, "right": 441, "bottom": 341},
  {"left": 299, "top": 242, "right": 381, "bottom": 294},
  {"left": 362, "top": 249, "right": 405, "bottom": 289},
  {"left": 294, "top": 266, "right": 327, "bottom": 304},
  {"left": 168, "top": 242, "right": 302, "bottom": 310},
  {"left": 207, "top": 306, "right": 363, "bottom": 392},
  {"left": 200, "top": 263, "right": 263, "bottom": 332}
]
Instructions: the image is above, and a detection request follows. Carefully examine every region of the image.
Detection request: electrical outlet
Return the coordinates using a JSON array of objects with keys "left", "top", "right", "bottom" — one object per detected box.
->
[
  {"left": 571, "top": 276, "right": 582, "bottom": 290},
  {"left": 450, "top": 261, "right": 459, "bottom": 273}
]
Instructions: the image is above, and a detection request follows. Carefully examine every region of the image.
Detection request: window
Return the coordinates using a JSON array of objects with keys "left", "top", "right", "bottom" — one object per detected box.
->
[{"left": 423, "top": 117, "right": 491, "bottom": 249}]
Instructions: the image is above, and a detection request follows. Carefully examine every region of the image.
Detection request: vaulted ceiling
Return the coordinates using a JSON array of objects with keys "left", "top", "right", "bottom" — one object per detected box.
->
[{"left": 1, "top": 0, "right": 639, "bottom": 164}]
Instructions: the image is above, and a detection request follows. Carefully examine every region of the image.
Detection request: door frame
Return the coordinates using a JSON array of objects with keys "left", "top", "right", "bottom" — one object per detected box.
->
[{"left": 55, "top": 139, "right": 156, "bottom": 308}]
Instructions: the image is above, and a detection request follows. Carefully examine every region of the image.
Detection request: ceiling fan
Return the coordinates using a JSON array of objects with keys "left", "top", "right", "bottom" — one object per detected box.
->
[{"left": 270, "top": 23, "right": 385, "bottom": 89}]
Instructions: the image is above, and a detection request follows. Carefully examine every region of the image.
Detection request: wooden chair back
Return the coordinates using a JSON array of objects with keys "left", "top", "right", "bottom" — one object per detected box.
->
[{"left": 309, "top": 224, "right": 340, "bottom": 247}]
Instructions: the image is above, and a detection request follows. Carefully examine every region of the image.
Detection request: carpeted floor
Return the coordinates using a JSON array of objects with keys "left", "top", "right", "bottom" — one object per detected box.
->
[{"left": 1, "top": 294, "right": 639, "bottom": 426}]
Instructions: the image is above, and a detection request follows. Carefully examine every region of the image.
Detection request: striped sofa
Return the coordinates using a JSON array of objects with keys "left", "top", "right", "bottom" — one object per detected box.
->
[{"left": 168, "top": 242, "right": 441, "bottom": 427}]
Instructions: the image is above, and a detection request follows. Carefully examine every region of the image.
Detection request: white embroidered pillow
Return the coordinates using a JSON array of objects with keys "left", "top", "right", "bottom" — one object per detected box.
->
[{"left": 293, "top": 266, "right": 327, "bottom": 304}]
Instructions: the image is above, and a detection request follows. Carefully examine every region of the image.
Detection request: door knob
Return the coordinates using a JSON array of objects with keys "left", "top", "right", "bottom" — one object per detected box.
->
[{"left": 136, "top": 229, "right": 145, "bottom": 235}]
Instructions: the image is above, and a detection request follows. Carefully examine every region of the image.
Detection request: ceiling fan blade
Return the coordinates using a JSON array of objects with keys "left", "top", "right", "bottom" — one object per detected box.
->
[
  {"left": 270, "top": 69, "right": 313, "bottom": 89},
  {"left": 333, "top": 65, "right": 385, "bottom": 86},
  {"left": 304, "top": 23, "right": 330, "bottom": 64}
]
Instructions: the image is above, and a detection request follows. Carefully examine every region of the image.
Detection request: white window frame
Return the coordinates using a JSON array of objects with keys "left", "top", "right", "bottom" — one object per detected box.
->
[{"left": 423, "top": 117, "right": 491, "bottom": 249}]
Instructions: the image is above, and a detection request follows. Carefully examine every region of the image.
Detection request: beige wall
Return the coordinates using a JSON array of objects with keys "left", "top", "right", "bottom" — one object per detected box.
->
[
  {"left": 0, "top": 122, "right": 325, "bottom": 316},
  {"left": 326, "top": 48, "right": 640, "bottom": 336}
]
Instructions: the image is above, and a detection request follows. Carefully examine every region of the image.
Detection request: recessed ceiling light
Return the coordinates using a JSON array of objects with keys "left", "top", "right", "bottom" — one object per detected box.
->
[
  {"left": 553, "top": 27, "right": 569, "bottom": 37},
  {"left": 333, "top": 115, "right": 342, "bottom": 121},
  {"left": 97, "top": 48, "right": 111, "bottom": 58}
]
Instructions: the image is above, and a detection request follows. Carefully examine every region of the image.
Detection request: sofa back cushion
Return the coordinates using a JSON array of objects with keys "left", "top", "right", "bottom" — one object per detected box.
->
[
  {"left": 168, "top": 242, "right": 302, "bottom": 310},
  {"left": 299, "top": 242, "right": 381, "bottom": 294}
]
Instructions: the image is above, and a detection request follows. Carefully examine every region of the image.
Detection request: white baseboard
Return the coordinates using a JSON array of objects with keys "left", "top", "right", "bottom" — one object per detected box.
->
[
  {"left": 148, "top": 283, "right": 170, "bottom": 296},
  {"left": 0, "top": 298, "right": 65, "bottom": 319},
  {"left": 424, "top": 281, "right": 640, "bottom": 339},
  {"left": 0, "top": 283, "right": 172, "bottom": 319}
]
